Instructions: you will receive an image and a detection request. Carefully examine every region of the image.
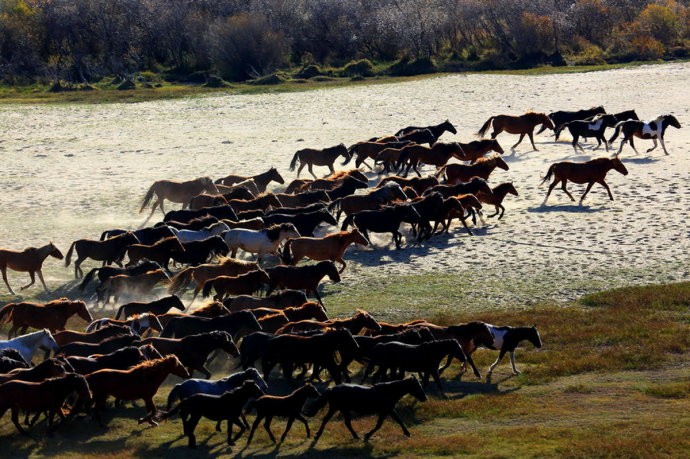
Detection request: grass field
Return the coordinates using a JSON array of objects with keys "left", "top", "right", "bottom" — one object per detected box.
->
[{"left": 0, "top": 280, "right": 688, "bottom": 458}]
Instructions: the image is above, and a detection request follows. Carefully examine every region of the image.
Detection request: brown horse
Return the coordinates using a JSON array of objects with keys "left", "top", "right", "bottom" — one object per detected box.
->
[
  {"left": 328, "top": 182, "right": 407, "bottom": 222},
  {"left": 436, "top": 155, "right": 509, "bottom": 184},
  {"left": 65, "top": 232, "right": 140, "bottom": 279},
  {"left": 53, "top": 324, "right": 131, "bottom": 347},
  {"left": 265, "top": 261, "right": 341, "bottom": 306},
  {"left": 188, "top": 193, "right": 228, "bottom": 210},
  {"left": 228, "top": 193, "right": 283, "bottom": 212},
  {"left": 281, "top": 229, "right": 369, "bottom": 273},
  {"left": 0, "top": 298, "right": 93, "bottom": 338},
  {"left": 252, "top": 302, "right": 329, "bottom": 323},
  {"left": 477, "top": 112, "right": 554, "bottom": 151},
  {"left": 224, "top": 290, "right": 308, "bottom": 312},
  {"left": 289, "top": 144, "right": 351, "bottom": 178},
  {"left": 140, "top": 176, "right": 219, "bottom": 217},
  {"left": 216, "top": 167, "right": 285, "bottom": 193},
  {"left": 168, "top": 257, "right": 259, "bottom": 305},
  {"left": 246, "top": 383, "right": 321, "bottom": 445},
  {"left": 200, "top": 269, "right": 271, "bottom": 301},
  {"left": 403, "top": 142, "right": 465, "bottom": 177},
  {"left": 99, "top": 269, "right": 171, "bottom": 305},
  {"left": 0, "top": 242, "right": 63, "bottom": 295},
  {"left": 477, "top": 182, "right": 519, "bottom": 219},
  {"left": 455, "top": 139, "right": 505, "bottom": 163},
  {"left": 156, "top": 301, "right": 230, "bottom": 329},
  {"left": 125, "top": 236, "right": 186, "bottom": 271},
  {"left": 435, "top": 196, "right": 476, "bottom": 235},
  {"left": 276, "top": 309, "right": 381, "bottom": 335},
  {"left": 541, "top": 157, "right": 629, "bottom": 204},
  {"left": 86, "top": 355, "right": 190, "bottom": 426},
  {"left": 377, "top": 175, "right": 439, "bottom": 196},
  {"left": 295, "top": 169, "right": 369, "bottom": 192},
  {"left": 65, "top": 344, "right": 162, "bottom": 375}
]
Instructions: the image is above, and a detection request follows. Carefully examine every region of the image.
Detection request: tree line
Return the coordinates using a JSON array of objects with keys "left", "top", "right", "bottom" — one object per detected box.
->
[{"left": 0, "top": 0, "right": 688, "bottom": 86}]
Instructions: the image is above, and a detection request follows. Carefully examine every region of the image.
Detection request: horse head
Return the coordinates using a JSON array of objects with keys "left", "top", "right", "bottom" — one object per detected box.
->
[
  {"left": 139, "top": 343, "right": 164, "bottom": 360},
  {"left": 279, "top": 223, "right": 301, "bottom": 240},
  {"left": 443, "top": 119, "right": 457, "bottom": 135},
  {"left": 48, "top": 242, "right": 64, "bottom": 260},
  {"left": 321, "top": 209, "right": 338, "bottom": 227},
  {"left": 165, "top": 354, "right": 191, "bottom": 379},
  {"left": 495, "top": 156, "right": 510, "bottom": 171},
  {"left": 269, "top": 167, "right": 285, "bottom": 185},
  {"left": 321, "top": 260, "right": 341, "bottom": 283},
  {"left": 244, "top": 367, "right": 269, "bottom": 391},
  {"left": 539, "top": 113, "right": 555, "bottom": 130},
  {"left": 356, "top": 309, "right": 381, "bottom": 332},
  {"left": 39, "top": 329, "right": 60, "bottom": 353},
  {"left": 400, "top": 203, "right": 421, "bottom": 223},
  {"left": 201, "top": 176, "right": 220, "bottom": 194},
  {"left": 405, "top": 375, "right": 428, "bottom": 402},
  {"left": 349, "top": 228, "right": 370, "bottom": 247},
  {"left": 663, "top": 114, "right": 682, "bottom": 130},
  {"left": 611, "top": 157, "right": 629, "bottom": 176},
  {"left": 491, "top": 139, "right": 505, "bottom": 154},
  {"left": 529, "top": 325, "right": 543, "bottom": 348},
  {"left": 215, "top": 331, "right": 240, "bottom": 358},
  {"left": 75, "top": 300, "right": 93, "bottom": 323}
]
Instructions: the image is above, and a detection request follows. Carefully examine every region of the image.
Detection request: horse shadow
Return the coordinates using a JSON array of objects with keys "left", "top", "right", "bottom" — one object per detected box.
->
[
  {"left": 348, "top": 231, "right": 458, "bottom": 268},
  {"left": 527, "top": 204, "right": 604, "bottom": 214},
  {"left": 620, "top": 157, "right": 659, "bottom": 165}
]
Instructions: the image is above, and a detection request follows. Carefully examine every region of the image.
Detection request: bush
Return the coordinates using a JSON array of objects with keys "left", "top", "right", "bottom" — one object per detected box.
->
[
  {"left": 204, "top": 75, "right": 228, "bottom": 88},
  {"left": 339, "top": 59, "right": 375, "bottom": 77},
  {"left": 248, "top": 73, "right": 286, "bottom": 85},
  {"left": 294, "top": 64, "right": 323, "bottom": 79},
  {"left": 388, "top": 56, "right": 437, "bottom": 76},
  {"left": 116, "top": 79, "right": 135, "bottom": 90},
  {"left": 570, "top": 43, "right": 606, "bottom": 65}
]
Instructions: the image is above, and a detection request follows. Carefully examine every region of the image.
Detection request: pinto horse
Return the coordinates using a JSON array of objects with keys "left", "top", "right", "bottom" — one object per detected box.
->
[
  {"left": 86, "top": 355, "right": 190, "bottom": 426},
  {"left": 281, "top": 228, "right": 369, "bottom": 273},
  {"left": 265, "top": 260, "right": 341, "bottom": 306},
  {"left": 341, "top": 204, "right": 420, "bottom": 250},
  {"left": 140, "top": 176, "right": 219, "bottom": 217},
  {"left": 541, "top": 156, "right": 628, "bottom": 204},
  {"left": 563, "top": 114, "right": 621, "bottom": 152},
  {"left": 168, "top": 257, "right": 259, "bottom": 305},
  {"left": 609, "top": 114, "right": 682, "bottom": 155},
  {"left": 436, "top": 155, "right": 509, "bottom": 184},
  {"left": 454, "top": 139, "right": 505, "bottom": 163},
  {"left": 246, "top": 383, "right": 321, "bottom": 445},
  {"left": 65, "top": 232, "right": 140, "bottom": 279},
  {"left": 115, "top": 295, "right": 185, "bottom": 320},
  {"left": 477, "top": 112, "right": 554, "bottom": 151},
  {"left": 0, "top": 242, "right": 63, "bottom": 295},
  {"left": 310, "top": 376, "right": 427, "bottom": 444},
  {"left": 215, "top": 167, "right": 285, "bottom": 193},
  {"left": 289, "top": 143, "right": 351, "bottom": 178},
  {"left": 477, "top": 182, "right": 519, "bottom": 219},
  {"left": 537, "top": 105, "right": 606, "bottom": 140},
  {"left": 396, "top": 119, "right": 457, "bottom": 140},
  {"left": 0, "top": 298, "right": 92, "bottom": 338},
  {"left": 483, "top": 324, "right": 542, "bottom": 382},
  {"left": 222, "top": 223, "right": 301, "bottom": 262},
  {"left": 0, "top": 329, "right": 60, "bottom": 363}
]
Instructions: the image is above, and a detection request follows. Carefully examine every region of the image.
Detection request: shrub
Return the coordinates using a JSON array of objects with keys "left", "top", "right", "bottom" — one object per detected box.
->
[
  {"left": 248, "top": 73, "right": 286, "bottom": 85},
  {"left": 570, "top": 42, "right": 607, "bottom": 65},
  {"left": 388, "top": 56, "right": 437, "bottom": 76},
  {"left": 340, "top": 59, "right": 375, "bottom": 77},
  {"left": 294, "top": 64, "right": 323, "bottom": 79}
]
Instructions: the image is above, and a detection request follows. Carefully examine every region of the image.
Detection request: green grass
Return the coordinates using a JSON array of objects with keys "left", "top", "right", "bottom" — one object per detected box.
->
[{"left": 1, "top": 281, "right": 688, "bottom": 457}]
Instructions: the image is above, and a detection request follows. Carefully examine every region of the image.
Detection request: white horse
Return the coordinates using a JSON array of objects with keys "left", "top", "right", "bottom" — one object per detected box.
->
[
  {"left": 85, "top": 313, "right": 163, "bottom": 337},
  {"left": 171, "top": 221, "right": 231, "bottom": 244},
  {"left": 0, "top": 329, "right": 59, "bottom": 362},
  {"left": 222, "top": 223, "right": 301, "bottom": 262}
]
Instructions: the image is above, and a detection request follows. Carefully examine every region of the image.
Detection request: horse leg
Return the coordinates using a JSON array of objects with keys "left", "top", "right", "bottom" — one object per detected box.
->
[
  {"left": 246, "top": 414, "right": 262, "bottom": 446},
  {"left": 629, "top": 137, "right": 640, "bottom": 155},
  {"left": 327, "top": 164, "right": 335, "bottom": 176},
  {"left": 11, "top": 408, "right": 28, "bottom": 435},
  {"left": 486, "top": 350, "right": 506, "bottom": 382},
  {"left": 459, "top": 216, "right": 473, "bottom": 236},
  {"left": 296, "top": 162, "right": 306, "bottom": 178},
  {"left": 341, "top": 409, "right": 359, "bottom": 440},
  {"left": 528, "top": 131, "right": 538, "bottom": 151},
  {"left": 312, "top": 289, "right": 325, "bottom": 307},
  {"left": 308, "top": 164, "right": 317, "bottom": 180},
  {"left": 36, "top": 270, "right": 49, "bottom": 292},
  {"left": 1, "top": 268, "right": 15, "bottom": 295},
  {"left": 430, "top": 370, "right": 446, "bottom": 397},
  {"left": 139, "top": 397, "right": 159, "bottom": 426},
  {"left": 511, "top": 134, "right": 525, "bottom": 150},
  {"left": 561, "top": 180, "right": 576, "bottom": 202},
  {"left": 598, "top": 179, "right": 615, "bottom": 201},
  {"left": 659, "top": 137, "right": 670, "bottom": 155},
  {"left": 579, "top": 182, "right": 595, "bottom": 203},
  {"left": 363, "top": 412, "right": 388, "bottom": 442},
  {"left": 279, "top": 416, "right": 294, "bottom": 443},
  {"left": 389, "top": 409, "right": 411, "bottom": 437},
  {"left": 336, "top": 257, "right": 347, "bottom": 274},
  {"left": 487, "top": 206, "right": 500, "bottom": 218},
  {"left": 646, "top": 138, "right": 657, "bottom": 153},
  {"left": 185, "top": 415, "right": 201, "bottom": 448},
  {"left": 498, "top": 205, "right": 506, "bottom": 220},
  {"left": 571, "top": 136, "right": 579, "bottom": 153},
  {"left": 20, "top": 271, "right": 36, "bottom": 290},
  {"left": 312, "top": 406, "right": 336, "bottom": 445},
  {"left": 543, "top": 179, "right": 558, "bottom": 205},
  {"left": 509, "top": 351, "right": 521, "bottom": 375}
]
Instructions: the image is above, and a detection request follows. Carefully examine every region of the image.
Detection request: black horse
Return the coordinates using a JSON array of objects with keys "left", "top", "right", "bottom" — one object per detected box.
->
[
  {"left": 164, "top": 205, "right": 237, "bottom": 224},
  {"left": 160, "top": 310, "right": 262, "bottom": 340},
  {"left": 262, "top": 209, "right": 337, "bottom": 237},
  {"left": 170, "top": 235, "right": 230, "bottom": 266},
  {"left": 396, "top": 119, "right": 457, "bottom": 141},
  {"left": 100, "top": 225, "right": 177, "bottom": 245},
  {"left": 539, "top": 106, "right": 606, "bottom": 140},
  {"left": 342, "top": 204, "right": 421, "bottom": 250},
  {"left": 423, "top": 177, "right": 493, "bottom": 199},
  {"left": 396, "top": 128, "right": 437, "bottom": 147},
  {"left": 325, "top": 176, "right": 369, "bottom": 201}
]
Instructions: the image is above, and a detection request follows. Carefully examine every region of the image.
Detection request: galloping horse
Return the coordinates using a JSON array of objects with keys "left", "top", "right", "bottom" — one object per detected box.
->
[
  {"left": 435, "top": 155, "right": 509, "bottom": 184},
  {"left": 341, "top": 204, "right": 421, "bottom": 250},
  {"left": 216, "top": 167, "right": 285, "bottom": 193},
  {"left": 477, "top": 112, "right": 554, "bottom": 151},
  {"left": 99, "top": 269, "right": 171, "bottom": 305},
  {"left": 65, "top": 232, "right": 140, "bottom": 279},
  {"left": 454, "top": 139, "right": 505, "bottom": 163},
  {"left": 168, "top": 257, "right": 259, "bottom": 305},
  {"left": 609, "top": 114, "right": 682, "bottom": 155},
  {"left": 328, "top": 183, "right": 407, "bottom": 221},
  {"left": 289, "top": 144, "right": 351, "bottom": 178},
  {"left": 0, "top": 329, "right": 59, "bottom": 362},
  {"left": 281, "top": 228, "right": 369, "bottom": 273},
  {"left": 115, "top": 295, "right": 185, "bottom": 320},
  {"left": 537, "top": 105, "right": 606, "bottom": 140},
  {"left": 403, "top": 142, "right": 465, "bottom": 177},
  {"left": 0, "top": 298, "right": 92, "bottom": 338},
  {"left": 541, "top": 157, "right": 629, "bottom": 204},
  {"left": 265, "top": 260, "right": 341, "bottom": 306},
  {"left": 0, "top": 242, "right": 63, "bottom": 295},
  {"left": 477, "top": 182, "right": 519, "bottom": 219},
  {"left": 563, "top": 113, "right": 621, "bottom": 152},
  {"left": 172, "top": 221, "right": 231, "bottom": 244},
  {"left": 223, "top": 223, "right": 301, "bottom": 262},
  {"left": 347, "top": 140, "right": 412, "bottom": 170},
  {"left": 396, "top": 119, "right": 457, "bottom": 140},
  {"left": 125, "top": 236, "right": 186, "bottom": 271},
  {"left": 140, "top": 176, "right": 219, "bottom": 217},
  {"left": 86, "top": 313, "right": 163, "bottom": 337},
  {"left": 483, "top": 323, "right": 542, "bottom": 383},
  {"left": 200, "top": 269, "right": 271, "bottom": 301}
]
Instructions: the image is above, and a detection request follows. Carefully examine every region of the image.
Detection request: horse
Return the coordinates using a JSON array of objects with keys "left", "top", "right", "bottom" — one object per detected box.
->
[
  {"left": 454, "top": 139, "right": 505, "bottom": 163},
  {"left": 0, "top": 329, "right": 59, "bottom": 363},
  {"left": 65, "top": 232, "right": 140, "bottom": 279},
  {"left": 0, "top": 373, "right": 92, "bottom": 434},
  {"left": 563, "top": 113, "right": 622, "bottom": 152},
  {"left": 163, "top": 204, "right": 238, "bottom": 225},
  {"left": 168, "top": 257, "right": 259, "bottom": 305},
  {"left": 409, "top": 192, "right": 452, "bottom": 241},
  {"left": 54, "top": 324, "right": 132, "bottom": 347},
  {"left": 281, "top": 229, "right": 369, "bottom": 273},
  {"left": 395, "top": 119, "right": 457, "bottom": 140},
  {"left": 541, "top": 156, "right": 629, "bottom": 204},
  {"left": 222, "top": 223, "right": 301, "bottom": 262},
  {"left": 289, "top": 143, "right": 351, "bottom": 178},
  {"left": 139, "top": 331, "right": 239, "bottom": 379},
  {"left": 188, "top": 193, "right": 228, "bottom": 210},
  {"left": 291, "top": 169, "right": 369, "bottom": 193},
  {"left": 160, "top": 216, "right": 220, "bottom": 231},
  {"left": 157, "top": 301, "right": 230, "bottom": 329},
  {"left": 276, "top": 309, "right": 381, "bottom": 336},
  {"left": 263, "top": 209, "right": 337, "bottom": 238},
  {"left": 228, "top": 193, "right": 283, "bottom": 213},
  {"left": 483, "top": 324, "right": 542, "bottom": 383},
  {"left": 153, "top": 380, "right": 265, "bottom": 448},
  {"left": 396, "top": 128, "right": 437, "bottom": 147},
  {"left": 402, "top": 142, "right": 465, "bottom": 177},
  {"left": 200, "top": 269, "right": 271, "bottom": 301},
  {"left": 222, "top": 217, "right": 266, "bottom": 231},
  {"left": 160, "top": 310, "right": 262, "bottom": 340},
  {"left": 325, "top": 176, "right": 370, "bottom": 201},
  {"left": 115, "top": 295, "right": 185, "bottom": 320},
  {"left": 309, "top": 376, "right": 427, "bottom": 444},
  {"left": 0, "top": 298, "right": 92, "bottom": 338},
  {"left": 99, "top": 269, "right": 171, "bottom": 305},
  {"left": 224, "top": 290, "right": 308, "bottom": 312},
  {"left": 0, "top": 349, "right": 30, "bottom": 373},
  {"left": 374, "top": 146, "right": 409, "bottom": 174},
  {"left": 264, "top": 260, "right": 341, "bottom": 306},
  {"left": 0, "top": 357, "right": 72, "bottom": 385},
  {"left": 436, "top": 155, "right": 509, "bottom": 184},
  {"left": 264, "top": 202, "right": 326, "bottom": 217},
  {"left": 173, "top": 221, "right": 231, "bottom": 244},
  {"left": 609, "top": 114, "right": 681, "bottom": 155},
  {"left": 79, "top": 260, "right": 162, "bottom": 304},
  {"left": 140, "top": 176, "right": 219, "bottom": 217},
  {"left": 423, "top": 176, "right": 493, "bottom": 199},
  {"left": 65, "top": 345, "right": 162, "bottom": 375},
  {"left": 216, "top": 167, "right": 285, "bottom": 193},
  {"left": 58, "top": 334, "right": 140, "bottom": 358},
  {"left": 125, "top": 236, "right": 186, "bottom": 271},
  {"left": 246, "top": 383, "right": 321, "bottom": 445},
  {"left": 255, "top": 302, "right": 329, "bottom": 324},
  {"left": 100, "top": 225, "right": 176, "bottom": 246},
  {"left": 328, "top": 182, "right": 407, "bottom": 221},
  {"left": 477, "top": 112, "right": 554, "bottom": 151},
  {"left": 86, "top": 313, "right": 163, "bottom": 337},
  {"left": 434, "top": 196, "right": 474, "bottom": 235},
  {"left": 377, "top": 175, "right": 439, "bottom": 196},
  {"left": 477, "top": 182, "right": 519, "bottom": 219},
  {"left": 352, "top": 328, "right": 434, "bottom": 365},
  {"left": 347, "top": 140, "right": 412, "bottom": 170},
  {"left": 0, "top": 242, "right": 63, "bottom": 295},
  {"left": 86, "top": 355, "right": 190, "bottom": 426},
  {"left": 537, "top": 106, "right": 606, "bottom": 140},
  {"left": 341, "top": 204, "right": 421, "bottom": 250}
]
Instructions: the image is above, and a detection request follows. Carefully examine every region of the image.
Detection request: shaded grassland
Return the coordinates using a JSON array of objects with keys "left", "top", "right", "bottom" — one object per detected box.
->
[{"left": 0, "top": 280, "right": 688, "bottom": 458}]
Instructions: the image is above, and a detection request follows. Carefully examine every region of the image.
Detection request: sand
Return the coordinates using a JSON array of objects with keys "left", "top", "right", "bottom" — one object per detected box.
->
[{"left": 0, "top": 62, "right": 688, "bottom": 309}]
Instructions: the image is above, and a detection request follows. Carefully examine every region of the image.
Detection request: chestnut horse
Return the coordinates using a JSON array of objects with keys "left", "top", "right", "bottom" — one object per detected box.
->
[
  {"left": 541, "top": 157, "right": 628, "bottom": 204},
  {"left": 477, "top": 182, "right": 518, "bottom": 219},
  {"left": 436, "top": 155, "right": 509, "bottom": 184},
  {"left": 54, "top": 324, "right": 131, "bottom": 347},
  {"left": 477, "top": 112, "right": 554, "bottom": 151},
  {"left": 281, "top": 228, "right": 369, "bottom": 273},
  {"left": 454, "top": 139, "right": 505, "bottom": 163},
  {"left": 609, "top": 114, "right": 681, "bottom": 155},
  {"left": 224, "top": 290, "right": 308, "bottom": 312},
  {"left": 168, "top": 257, "right": 259, "bottom": 305},
  {"left": 328, "top": 182, "right": 407, "bottom": 222},
  {"left": 0, "top": 298, "right": 92, "bottom": 338},
  {"left": 125, "top": 236, "right": 186, "bottom": 271},
  {"left": 289, "top": 144, "right": 351, "bottom": 178},
  {"left": 0, "top": 242, "right": 63, "bottom": 295},
  {"left": 200, "top": 269, "right": 271, "bottom": 301},
  {"left": 402, "top": 142, "right": 465, "bottom": 177},
  {"left": 276, "top": 309, "right": 381, "bottom": 335},
  {"left": 215, "top": 167, "right": 285, "bottom": 193},
  {"left": 140, "top": 176, "right": 219, "bottom": 217},
  {"left": 265, "top": 260, "right": 341, "bottom": 306}
]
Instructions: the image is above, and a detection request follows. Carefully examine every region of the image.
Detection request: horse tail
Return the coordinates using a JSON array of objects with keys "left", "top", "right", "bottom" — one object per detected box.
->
[
  {"left": 78, "top": 267, "right": 99, "bottom": 291},
  {"left": 341, "top": 215, "right": 354, "bottom": 231},
  {"left": 165, "top": 385, "right": 182, "bottom": 411},
  {"left": 327, "top": 198, "right": 341, "bottom": 213},
  {"left": 64, "top": 241, "right": 77, "bottom": 267},
  {"left": 289, "top": 150, "right": 301, "bottom": 171},
  {"left": 201, "top": 279, "right": 215, "bottom": 299},
  {"left": 304, "top": 391, "right": 329, "bottom": 417},
  {"left": 477, "top": 116, "right": 495, "bottom": 138},
  {"left": 85, "top": 319, "right": 105, "bottom": 333},
  {"left": 152, "top": 402, "right": 181, "bottom": 424},
  {"left": 99, "top": 230, "right": 111, "bottom": 241},
  {"left": 540, "top": 164, "right": 556, "bottom": 186},
  {"left": 139, "top": 182, "right": 157, "bottom": 213},
  {"left": 434, "top": 165, "right": 448, "bottom": 180},
  {"left": 168, "top": 267, "right": 194, "bottom": 294},
  {"left": 608, "top": 122, "right": 624, "bottom": 144},
  {"left": 0, "top": 303, "right": 15, "bottom": 324},
  {"left": 281, "top": 239, "right": 294, "bottom": 265},
  {"left": 114, "top": 304, "right": 127, "bottom": 320}
]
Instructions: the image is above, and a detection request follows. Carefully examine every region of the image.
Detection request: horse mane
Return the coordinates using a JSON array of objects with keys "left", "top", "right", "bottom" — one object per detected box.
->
[
  {"left": 324, "top": 231, "right": 349, "bottom": 239},
  {"left": 218, "top": 257, "right": 257, "bottom": 267},
  {"left": 130, "top": 355, "right": 177, "bottom": 372},
  {"left": 492, "top": 182, "right": 514, "bottom": 193},
  {"left": 264, "top": 224, "right": 283, "bottom": 242},
  {"left": 193, "top": 300, "right": 228, "bottom": 316}
]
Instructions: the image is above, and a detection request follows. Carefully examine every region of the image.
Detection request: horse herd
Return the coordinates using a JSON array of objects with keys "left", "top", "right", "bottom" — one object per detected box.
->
[{"left": 0, "top": 105, "right": 681, "bottom": 449}]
